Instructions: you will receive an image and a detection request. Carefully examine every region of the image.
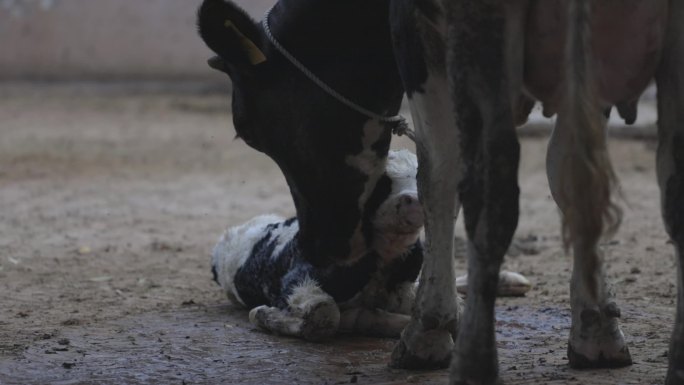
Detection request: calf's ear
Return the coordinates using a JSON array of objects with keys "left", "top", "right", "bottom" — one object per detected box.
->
[{"left": 197, "top": 0, "right": 267, "bottom": 74}]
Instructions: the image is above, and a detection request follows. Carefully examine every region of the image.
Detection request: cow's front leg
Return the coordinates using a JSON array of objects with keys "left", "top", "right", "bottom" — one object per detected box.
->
[
  {"left": 656, "top": 2, "right": 684, "bottom": 383},
  {"left": 389, "top": 0, "right": 463, "bottom": 370},
  {"left": 449, "top": 90, "right": 520, "bottom": 385},
  {"left": 250, "top": 279, "right": 340, "bottom": 342},
  {"left": 389, "top": 77, "right": 464, "bottom": 369},
  {"left": 445, "top": 1, "right": 523, "bottom": 384},
  {"left": 390, "top": 165, "right": 463, "bottom": 369}
]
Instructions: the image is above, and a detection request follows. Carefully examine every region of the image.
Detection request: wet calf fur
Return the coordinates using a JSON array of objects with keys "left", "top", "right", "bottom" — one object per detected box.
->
[
  {"left": 212, "top": 150, "right": 423, "bottom": 340},
  {"left": 198, "top": 0, "right": 684, "bottom": 384}
]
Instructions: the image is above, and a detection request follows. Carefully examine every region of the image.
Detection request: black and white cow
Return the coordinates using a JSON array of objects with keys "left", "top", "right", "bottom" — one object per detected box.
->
[
  {"left": 198, "top": 0, "right": 405, "bottom": 274},
  {"left": 198, "top": 0, "right": 684, "bottom": 384},
  {"left": 391, "top": 2, "right": 684, "bottom": 384},
  {"left": 212, "top": 150, "right": 425, "bottom": 341}
]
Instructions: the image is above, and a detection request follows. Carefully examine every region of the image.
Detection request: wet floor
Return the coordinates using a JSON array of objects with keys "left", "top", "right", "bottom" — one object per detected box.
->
[
  {"left": 0, "top": 302, "right": 669, "bottom": 385},
  {"left": 0, "top": 90, "right": 674, "bottom": 385}
]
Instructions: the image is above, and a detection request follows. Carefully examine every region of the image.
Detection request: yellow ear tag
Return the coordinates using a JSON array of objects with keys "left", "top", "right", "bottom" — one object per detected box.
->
[{"left": 224, "top": 20, "right": 267, "bottom": 65}]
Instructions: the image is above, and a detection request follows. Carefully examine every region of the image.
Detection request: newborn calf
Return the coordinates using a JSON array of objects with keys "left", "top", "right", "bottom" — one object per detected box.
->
[{"left": 212, "top": 150, "right": 423, "bottom": 341}]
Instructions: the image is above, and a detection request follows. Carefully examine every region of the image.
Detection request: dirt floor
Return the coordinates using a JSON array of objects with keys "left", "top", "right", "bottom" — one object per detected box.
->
[{"left": 0, "top": 83, "right": 677, "bottom": 384}]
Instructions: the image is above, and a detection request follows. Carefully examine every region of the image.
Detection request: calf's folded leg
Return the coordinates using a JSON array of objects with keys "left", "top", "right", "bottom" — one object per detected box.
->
[
  {"left": 250, "top": 278, "right": 340, "bottom": 342},
  {"left": 339, "top": 308, "right": 411, "bottom": 338}
]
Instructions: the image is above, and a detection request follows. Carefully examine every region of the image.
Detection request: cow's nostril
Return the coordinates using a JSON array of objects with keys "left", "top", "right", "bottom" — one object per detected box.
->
[{"left": 401, "top": 195, "right": 415, "bottom": 206}]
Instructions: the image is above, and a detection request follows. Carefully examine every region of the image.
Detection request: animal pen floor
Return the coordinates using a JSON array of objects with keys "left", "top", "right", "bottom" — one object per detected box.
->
[{"left": 0, "top": 84, "right": 676, "bottom": 384}]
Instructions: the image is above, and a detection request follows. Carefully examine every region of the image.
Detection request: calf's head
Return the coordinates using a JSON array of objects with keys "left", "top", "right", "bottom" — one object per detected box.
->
[{"left": 198, "top": 0, "right": 404, "bottom": 265}]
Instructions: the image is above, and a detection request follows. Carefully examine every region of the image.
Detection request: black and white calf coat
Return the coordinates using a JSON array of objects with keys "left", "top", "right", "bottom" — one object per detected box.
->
[{"left": 212, "top": 150, "right": 424, "bottom": 340}]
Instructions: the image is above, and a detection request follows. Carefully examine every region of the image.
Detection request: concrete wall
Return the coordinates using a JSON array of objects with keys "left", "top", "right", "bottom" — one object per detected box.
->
[{"left": 0, "top": 0, "right": 274, "bottom": 80}]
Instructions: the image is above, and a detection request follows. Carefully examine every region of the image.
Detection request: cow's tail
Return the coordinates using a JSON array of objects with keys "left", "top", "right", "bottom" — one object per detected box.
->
[{"left": 559, "top": 0, "right": 622, "bottom": 297}]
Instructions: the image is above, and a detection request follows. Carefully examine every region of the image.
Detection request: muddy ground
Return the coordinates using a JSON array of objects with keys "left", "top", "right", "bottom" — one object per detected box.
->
[{"left": 0, "top": 84, "right": 677, "bottom": 384}]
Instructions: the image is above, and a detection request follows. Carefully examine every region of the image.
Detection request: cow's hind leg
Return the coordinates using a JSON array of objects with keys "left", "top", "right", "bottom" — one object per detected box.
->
[
  {"left": 657, "top": 1, "right": 684, "bottom": 383},
  {"left": 547, "top": 117, "right": 632, "bottom": 369},
  {"left": 547, "top": 112, "right": 633, "bottom": 368},
  {"left": 446, "top": 2, "right": 522, "bottom": 384},
  {"left": 389, "top": 0, "right": 463, "bottom": 369},
  {"left": 250, "top": 279, "right": 340, "bottom": 341},
  {"left": 545, "top": 0, "right": 631, "bottom": 369}
]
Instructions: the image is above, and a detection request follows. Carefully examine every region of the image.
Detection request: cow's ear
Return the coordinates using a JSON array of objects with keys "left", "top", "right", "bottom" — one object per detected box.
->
[{"left": 197, "top": 0, "right": 267, "bottom": 74}]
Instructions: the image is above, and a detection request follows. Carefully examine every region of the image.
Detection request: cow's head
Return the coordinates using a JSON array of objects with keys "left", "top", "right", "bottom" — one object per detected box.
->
[{"left": 198, "top": 0, "right": 404, "bottom": 265}]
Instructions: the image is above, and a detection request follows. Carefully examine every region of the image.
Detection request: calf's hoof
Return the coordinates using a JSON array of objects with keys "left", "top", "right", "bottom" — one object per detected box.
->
[
  {"left": 568, "top": 306, "right": 632, "bottom": 369},
  {"left": 248, "top": 302, "right": 340, "bottom": 342},
  {"left": 248, "top": 305, "right": 292, "bottom": 332},
  {"left": 300, "top": 299, "right": 340, "bottom": 342},
  {"left": 390, "top": 319, "right": 454, "bottom": 369},
  {"left": 456, "top": 270, "right": 531, "bottom": 297}
]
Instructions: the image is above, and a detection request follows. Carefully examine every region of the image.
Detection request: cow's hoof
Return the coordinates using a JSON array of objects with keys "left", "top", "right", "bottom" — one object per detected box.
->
[
  {"left": 300, "top": 299, "right": 340, "bottom": 342},
  {"left": 568, "top": 306, "right": 632, "bottom": 369},
  {"left": 449, "top": 324, "right": 501, "bottom": 385},
  {"left": 390, "top": 320, "right": 454, "bottom": 369},
  {"left": 567, "top": 343, "right": 632, "bottom": 369},
  {"left": 666, "top": 367, "right": 684, "bottom": 385},
  {"left": 666, "top": 340, "right": 684, "bottom": 385},
  {"left": 449, "top": 375, "right": 502, "bottom": 385},
  {"left": 450, "top": 361, "right": 502, "bottom": 385},
  {"left": 449, "top": 371, "right": 502, "bottom": 385}
]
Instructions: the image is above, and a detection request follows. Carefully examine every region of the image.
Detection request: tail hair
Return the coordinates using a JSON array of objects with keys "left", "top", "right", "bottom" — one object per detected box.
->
[{"left": 559, "top": 0, "right": 622, "bottom": 296}]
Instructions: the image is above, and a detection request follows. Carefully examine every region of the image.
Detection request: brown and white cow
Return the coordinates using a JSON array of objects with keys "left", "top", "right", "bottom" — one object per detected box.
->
[{"left": 198, "top": 0, "right": 684, "bottom": 384}]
